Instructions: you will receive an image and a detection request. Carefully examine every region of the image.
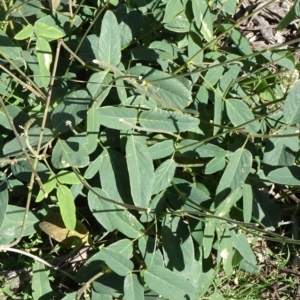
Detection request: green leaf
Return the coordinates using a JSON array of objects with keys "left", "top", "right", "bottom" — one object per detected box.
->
[
  {"left": 223, "top": 24, "right": 253, "bottom": 56},
  {"left": 56, "top": 170, "right": 82, "bottom": 185},
  {"left": 100, "top": 248, "right": 133, "bottom": 276},
  {"left": 216, "top": 148, "right": 252, "bottom": 201},
  {"left": 124, "top": 274, "right": 144, "bottom": 300},
  {"left": 3, "top": 127, "right": 53, "bottom": 157},
  {"left": 204, "top": 65, "right": 224, "bottom": 88},
  {"left": 96, "top": 106, "right": 138, "bottom": 130},
  {"left": 51, "top": 90, "right": 90, "bottom": 133},
  {"left": 149, "top": 139, "right": 174, "bottom": 160},
  {"left": 0, "top": 29, "right": 21, "bottom": 59},
  {"left": 152, "top": 159, "right": 176, "bottom": 195},
  {"left": 108, "top": 239, "right": 133, "bottom": 259},
  {"left": 263, "top": 129, "right": 297, "bottom": 167},
  {"left": 126, "top": 135, "right": 154, "bottom": 208},
  {"left": 88, "top": 188, "right": 117, "bottom": 231},
  {"left": 87, "top": 71, "right": 113, "bottom": 107},
  {"left": 162, "top": 215, "right": 195, "bottom": 279},
  {"left": 215, "top": 187, "right": 242, "bottom": 217},
  {"left": 267, "top": 166, "right": 300, "bottom": 185},
  {"left": 36, "top": 37, "right": 52, "bottom": 88},
  {"left": 138, "top": 236, "right": 164, "bottom": 268},
  {"left": 7, "top": 0, "right": 42, "bottom": 17},
  {"left": 115, "top": 210, "right": 145, "bottom": 239},
  {"left": 231, "top": 231, "right": 256, "bottom": 266},
  {"left": 99, "top": 149, "right": 132, "bottom": 203},
  {"left": 204, "top": 156, "right": 226, "bottom": 174},
  {"left": 36, "top": 174, "right": 57, "bottom": 202},
  {"left": 127, "top": 66, "right": 192, "bottom": 109},
  {"left": 57, "top": 184, "right": 76, "bottom": 230},
  {"left": 144, "top": 266, "right": 198, "bottom": 300},
  {"left": 97, "top": 11, "right": 121, "bottom": 66},
  {"left": 86, "top": 108, "right": 101, "bottom": 154},
  {"left": 0, "top": 205, "right": 39, "bottom": 245},
  {"left": 176, "top": 140, "right": 227, "bottom": 158},
  {"left": 284, "top": 81, "right": 300, "bottom": 125},
  {"left": 163, "top": 0, "right": 183, "bottom": 23},
  {"left": 262, "top": 51, "right": 295, "bottom": 71},
  {"left": 32, "top": 262, "right": 52, "bottom": 300},
  {"left": 192, "top": 0, "right": 214, "bottom": 42},
  {"left": 203, "top": 220, "right": 215, "bottom": 259},
  {"left": 139, "top": 110, "right": 199, "bottom": 132},
  {"left": 0, "top": 104, "right": 30, "bottom": 131},
  {"left": 84, "top": 154, "right": 103, "bottom": 179},
  {"left": 243, "top": 183, "right": 253, "bottom": 223},
  {"left": 277, "top": 1, "right": 297, "bottom": 30},
  {"left": 14, "top": 24, "right": 34, "bottom": 40},
  {"left": 34, "top": 21, "right": 64, "bottom": 39},
  {"left": 51, "top": 139, "right": 89, "bottom": 169},
  {"left": 0, "top": 184, "right": 8, "bottom": 230},
  {"left": 226, "top": 99, "right": 260, "bottom": 133}
]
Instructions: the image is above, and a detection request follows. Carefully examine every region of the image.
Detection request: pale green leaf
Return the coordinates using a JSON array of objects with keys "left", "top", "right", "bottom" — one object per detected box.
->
[
  {"left": 176, "top": 140, "right": 227, "bottom": 158},
  {"left": 204, "top": 156, "right": 226, "bottom": 174},
  {"left": 267, "top": 166, "right": 300, "bottom": 185},
  {"left": 126, "top": 135, "right": 154, "bottom": 207},
  {"left": 149, "top": 139, "right": 174, "bottom": 160},
  {"left": 36, "top": 37, "right": 51, "bottom": 88},
  {"left": 144, "top": 266, "right": 198, "bottom": 300},
  {"left": 96, "top": 106, "right": 138, "bottom": 130},
  {"left": 97, "top": 11, "right": 121, "bottom": 65},
  {"left": 152, "top": 159, "right": 176, "bottom": 195},
  {"left": 36, "top": 174, "right": 57, "bottom": 202},
  {"left": 34, "top": 22, "right": 64, "bottom": 38},
  {"left": 14, "top": 24, "right": 34, "bottom": 40},
  {"left": 163, "top": 0, "right": 183, "bottom": 23},
  {"left": 192, "top": 0, "right": 213, "bottom": 42},
  {"left": 215, "top": 187, "right": 242, "bottom": 217},
  {"left": 56, "top": 170, "right": 81, "bottom": 185},
  {"left": 139, "top": 110, "right": 199, "bottom": 132},
  {"left": 115, "top": 210, "right": 145, "bottom": 239},
  {"left": 100, "top": 248, "right": 133, "bottom": 276},
  {"left": 124, "top": 274, "right": 144, "bottom": 300},
  {"left": 57, "top": 184, "right": 76, "bottom": 230},
  {"left": 84, "top": 154, "right": 103, "bottom": 179},
  {"left": 243, "top": 183, "right": 253, "bottom": 223},
  {"left": 226, "top": 99, "right": 260, "bottom": 133}
]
